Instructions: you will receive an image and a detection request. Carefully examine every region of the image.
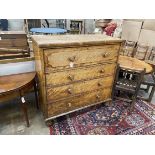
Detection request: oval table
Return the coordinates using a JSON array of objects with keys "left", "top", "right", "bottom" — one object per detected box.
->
[
  {"left": 0, "top": 72, "right": 39, "bottom": 127},
  {"left": 30, "top": 28, "right": 67, "bottom": 34},
  {"left": 118, "top": 55, "right": 153, "bottom": 74}
]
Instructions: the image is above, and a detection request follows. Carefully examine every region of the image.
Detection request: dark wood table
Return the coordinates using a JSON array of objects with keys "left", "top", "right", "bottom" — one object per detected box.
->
[
  {"left": 119, "top": 55, "right": 153, "bottom": 74},
  {"left": 0, "top": 72, "right": 39, "bottom": 127}
]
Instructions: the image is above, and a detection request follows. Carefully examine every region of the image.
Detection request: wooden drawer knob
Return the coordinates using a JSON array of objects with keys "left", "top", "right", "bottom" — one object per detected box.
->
[
  {"left": 68, "top": 75, "right": 74, "bottom": 81},
  {"left": 96, "top": 94, "right": 101, "bottom": 99},
  {"left": 98, "top": 82, "right": 102, "bottom": 86},
  {"left": 67, "top": 88, "right": 73, "bottom": 94},
  {"left": 102, "top": 52, "right": 109, "bottom": 58},
  {"left": 68, "top": 102, "right": 72, "bottom": 107},
  {"left": 68, "top": 56, "right": 77, "bottom": 62},
  {"left": 100, "top": 69, "right": 105, "bottom": 73}
]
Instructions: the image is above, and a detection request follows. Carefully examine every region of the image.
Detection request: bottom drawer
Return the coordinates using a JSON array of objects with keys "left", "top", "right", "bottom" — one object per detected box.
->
[{"left": 47, "top": 88, "right": 112, "bottom": 119}]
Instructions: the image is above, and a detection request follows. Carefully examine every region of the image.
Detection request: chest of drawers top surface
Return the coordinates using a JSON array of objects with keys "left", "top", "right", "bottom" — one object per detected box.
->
[{"left": 32, "top": 34, "right": 122, "bottom": 48}]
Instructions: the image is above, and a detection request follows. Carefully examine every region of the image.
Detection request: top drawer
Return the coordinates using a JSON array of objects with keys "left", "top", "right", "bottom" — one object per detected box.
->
[{"left": 43, "top": 45, "right": 120, "bottom": 70}]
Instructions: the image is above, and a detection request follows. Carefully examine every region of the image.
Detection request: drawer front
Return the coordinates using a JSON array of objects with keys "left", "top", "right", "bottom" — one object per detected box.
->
[
  {"left": 46, "top": 63, "right": 116, "bottom": 86},
  {"left": 47, "top": 76, "right": 113, "bottom": 102},
  {"left": 44, "top": 45, "right": 119, "bottom": 70},
  {"left": 47, "top": 88, "right": 112, "bottom": 118}
]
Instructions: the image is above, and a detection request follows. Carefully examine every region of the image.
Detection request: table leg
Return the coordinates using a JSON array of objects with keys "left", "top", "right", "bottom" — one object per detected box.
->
[
  {"left": 34, "top": 78, "right": 39, "bottom": 109},
  {"left": 20, "top": 95, "right": 30, "bottom": 127}
]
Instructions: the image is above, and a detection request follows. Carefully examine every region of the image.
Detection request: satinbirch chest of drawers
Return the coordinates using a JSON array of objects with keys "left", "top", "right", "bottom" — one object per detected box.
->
[{"left": 32, "top": 34, "right": 123, "bottom": 124}]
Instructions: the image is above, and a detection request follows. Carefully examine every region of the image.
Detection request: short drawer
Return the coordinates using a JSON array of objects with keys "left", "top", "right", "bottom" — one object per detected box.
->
[
  {"left": 47, "top": 88, "right": 112, "bottom": 118},
  {"left": 47, "top": 76, "right": 113, "bottom": 102},
  {"left": 44, "top": 45, "right": 119, "bottom": 70},
  {"left": 46, "top": 63, "right": 116, "bottom": 86}
]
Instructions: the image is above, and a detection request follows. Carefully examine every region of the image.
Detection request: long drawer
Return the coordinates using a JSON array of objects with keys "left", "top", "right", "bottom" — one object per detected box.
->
[
  {"left": 44, "top": 45, "right": 119, "bottom": 70},
  {"left": 46, "top": 63, "right": 116, "bottom": 86},
  {"left": 47, "top": 76, "right": 113, "bottom": 102},
  {"left": 47, "top": 87, "right": 112, "bottom": 118}
]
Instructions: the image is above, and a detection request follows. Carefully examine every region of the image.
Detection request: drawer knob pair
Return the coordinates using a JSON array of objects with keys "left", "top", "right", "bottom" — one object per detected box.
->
[
  {"left": 68, "top": 56, "right": 77, "bottom": 62},
  {"left": 102, "top": 52, "right": 109, "bottom": 58},
  {"left": 68, "top": 75, "right": 74, "bottom": 81}
]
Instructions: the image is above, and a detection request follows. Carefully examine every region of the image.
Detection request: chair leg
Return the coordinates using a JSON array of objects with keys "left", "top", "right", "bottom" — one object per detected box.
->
[
  {"left": 109, "top": 100, "right": 113, "bottom": 106},
  {"left": 146, "top": 85, "right": 150, "bottom": 93},
  {"left": 148, "top": 86, "right": 155, "bottom": 103},
  {"left": 130, "top": 96, "right": 136, "bottom": 112},
  {"left": 20, "top": 96, "right": 30, "bottom": 127}
]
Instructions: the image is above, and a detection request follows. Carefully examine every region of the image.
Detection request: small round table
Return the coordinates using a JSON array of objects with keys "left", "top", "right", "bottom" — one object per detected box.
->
[
  {"left": 0, "top": 72, "right": 39, "bottom": 127},
  {"left": 118, "top": 55, "right": 153, "bottom": 74},
  {"left": 30, "top": 28, "right": 67, "bottom": 34}
]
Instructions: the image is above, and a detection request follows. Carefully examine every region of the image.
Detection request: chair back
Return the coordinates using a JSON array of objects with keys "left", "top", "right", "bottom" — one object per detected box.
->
[
  {"left": 120, "top": 40, "right": 136, "bottom": 57},
  {"left": 148, "top": 46, "right": 155, "bottom": 61},
  {"left": 115, "top": 65, "right": 146, "bottom": 95},
  {"left": 134, "top": 43, "right": 149, "bottom": 60},
  {"left": 0, "top": 31, "right": 30, "bottom": 60}
]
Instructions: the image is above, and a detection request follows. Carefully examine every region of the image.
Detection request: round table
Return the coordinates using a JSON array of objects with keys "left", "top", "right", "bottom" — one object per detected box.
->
[
  {"left": 0, "top": 72, "right": 39, "bottom": 127},
  {"left": 118, "top": 55, "right": 153, "bottom": 74},
  {"left": 30, "top": 28, "right": 67, "bottom": 34}
]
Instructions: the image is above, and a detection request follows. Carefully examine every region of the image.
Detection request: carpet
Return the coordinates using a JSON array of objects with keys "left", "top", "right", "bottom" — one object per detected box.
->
[{"left": 49, "top": 100, "right": 155, "bottom": 135}]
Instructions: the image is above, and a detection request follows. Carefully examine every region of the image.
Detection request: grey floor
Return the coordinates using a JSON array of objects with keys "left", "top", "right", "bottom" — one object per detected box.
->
[
  {"left": 0, "top": 93, "right": 49, "bottom": 135},
  {"left": 0, "top": 90, "right": 155, "bottom": 135}
]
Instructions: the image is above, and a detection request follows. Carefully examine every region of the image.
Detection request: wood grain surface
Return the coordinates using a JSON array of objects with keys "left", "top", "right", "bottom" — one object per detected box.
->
[
  {"left": 47, "top": 76, "right": 113, "bottom": 101},
  {"left": 47, "top": 88, "right": 112, "bottom": 117},
  {"left": 119, "top": 55, "right": 153, "bottom": 73}
]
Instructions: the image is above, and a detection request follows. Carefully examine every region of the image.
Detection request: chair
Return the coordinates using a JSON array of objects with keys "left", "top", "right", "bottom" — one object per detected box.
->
[
  {"left": 139, "top": 47, "right": 155, "bottom": 102},
  {"left": 134, "top": 43, "right": 149, "bottom": 60},
  {"left": 139, "top": 73, "right": 155, "bottom": 102},
  {"left": 114, "top": 65, "right": 146, "bottom": 111},
  {"left": 0, "top": 31, "right": 30, "bottom": 60},
  {"left": 120, "top": 40, "right": 136, "bottom": 57},
  {"left": 148, "top": 46, "right": 155, "bottom": 61}
]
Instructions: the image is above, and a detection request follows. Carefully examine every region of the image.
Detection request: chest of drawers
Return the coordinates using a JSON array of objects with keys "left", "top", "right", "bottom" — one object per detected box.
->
[{"left": 32, "top": 34, "right": 123, "bottom": 123}]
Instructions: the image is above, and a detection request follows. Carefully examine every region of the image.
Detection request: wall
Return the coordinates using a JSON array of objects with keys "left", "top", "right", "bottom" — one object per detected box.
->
[
  {"left": 7, "top": 19, "right": 95, "bottom": 34},
  {"left": 0, "top": 61, "right": 35, "bottom": 76},
  {"left": 8, "top": 19, "right": 24, "bottom": 31},
  {"left": 84, "top": 19, "right": 95, "bottom": 34}
]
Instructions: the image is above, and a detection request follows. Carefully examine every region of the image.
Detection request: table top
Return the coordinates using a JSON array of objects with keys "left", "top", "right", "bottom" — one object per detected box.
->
[
  {"left": 32, "top": 34, "right": 123, "bottom": 48},
  {"left": 118, "top": 55, "right": 153, "bottom": 74},
  {"left": 30, "top": 28, "right": 67, "bottom": 34},
  {"left": 0, "top": 31, "right": 26, "bottom": 35},
  {"left": 0, "top": 72, "right": 36, "bottom": 94}
]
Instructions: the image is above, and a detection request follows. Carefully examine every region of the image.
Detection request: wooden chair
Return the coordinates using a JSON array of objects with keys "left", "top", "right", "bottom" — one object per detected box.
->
[
  {"left": 0, "top": 31, "right": 30, "bottom": 60},
  {"left": 140, "top": 73, "right": 155, "bottom": 102},
  {"left": 114, "top": 65, "right": 146, "bottom": 111},
  {"left": 120, "top": 40, "right": 136, "bottom": 57},
  {"left": 148, "top": 46, "right": 155, "bottom": 61},
  {"left": 140, "top": 47, "right": 155, "bottom": 102},
  {"left": 134, "top": 43, "right": 149, "bottom": 60}
]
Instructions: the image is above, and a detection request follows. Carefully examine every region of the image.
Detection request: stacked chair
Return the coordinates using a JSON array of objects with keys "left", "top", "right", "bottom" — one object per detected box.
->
[
  {"left": 142, "top": 47, "right": 155, "bottom": 102},
  {"left": 120, "top": 40, "right": 136, "bottom": 57},
  {"left": 0, "top": 32, "right": 30, "bottom": 60},
  {"left": 119, "top": 40, "right": 155, "bottom": 102},
  {"left": 134, "top": 43, "right": 149, "bottom": 60}
]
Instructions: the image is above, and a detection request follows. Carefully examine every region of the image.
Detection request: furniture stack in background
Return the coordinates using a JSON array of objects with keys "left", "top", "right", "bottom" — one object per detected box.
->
[
  {"left": 0, "top": 31, "right": 30, "bottom": 60},
  {"left": 138, "top": 20, "right": 155, "bottom": 59},
  {"left": 120, "top": 19, "right": 155, "bottom": 103},
  {"left": 121, "top": 19, "right": 155, "bottom": 59}
]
